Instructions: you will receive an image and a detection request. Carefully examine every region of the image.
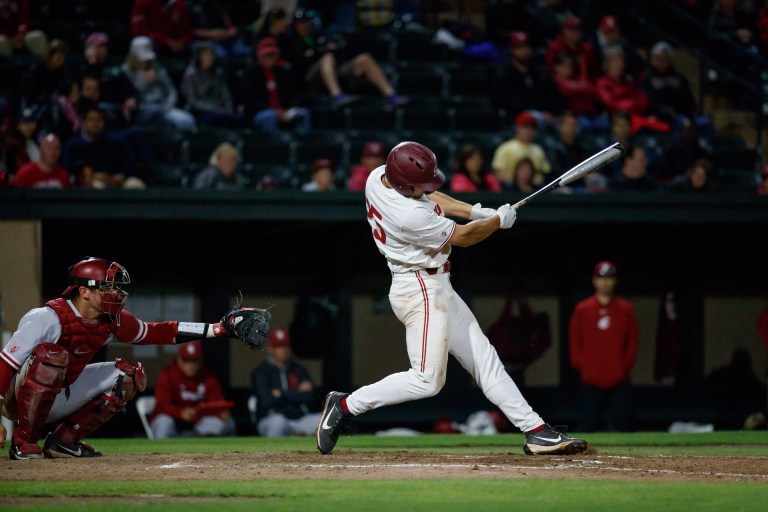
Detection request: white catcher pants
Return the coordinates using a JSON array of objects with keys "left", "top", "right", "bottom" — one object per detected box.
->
[{"left": 346, "top": 270, "right": 544, "bottom": 432}]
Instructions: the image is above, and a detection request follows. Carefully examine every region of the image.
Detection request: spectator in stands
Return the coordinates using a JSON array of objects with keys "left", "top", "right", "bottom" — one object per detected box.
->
[
  {"left": 283, "top": 8, "right": 405, "bottom": 107},
  {"left": 569, "top": 260, "right": 638, "bottom": 432},
  {"left": 181, "top": 42, "right": 241, "bottom": 127},
  {"left": 61, "top": 106, "right": 143, "bottom": 189},
  {"left": 301, "top": 158, "right": 336, "bottom": 191},
  {"left": 2, "top": 106, "right": 38, "bottom": 177},
  {"left": 492, "top": 110, "right": 552, "bottom": 187},
  {"left": 13, "top": 133, "right": 70, "bottom": 188},
  {"left": 192, "top": 142, "right": 246, "bottom": 190},
  {"left": 758, "top": 1, "right": 768, "bottom": 49},
  {"left": 131, "top": 0, "right": 193, "bottom": 57},
  {"left": 77, "top": 32, "right": 110, "bottom": 79},
  {"left": 507, "top": 157, "right": 539, "bottom": 194},
  {"left": 550, "top": 111, "right": 590, "bottom": 177},
  {"left": 551, "top": 53, "right": 604, "bottom": 131},
  {"left": 592, "top": 15, "right": 645, "bottom": 80},
  {"left": 239, "top": 37, "right": 310, "bottom": 135},
  {"left": 348, "top": 140, "right": 386, "bottom": 191},
  {"left": 250, "top": 5, "right": 293, "bottom": 56},
  {"left": 484, "top": 0, "right": 539, "bottom": 48},
  {"left": 24, "top": 39, "right": 70, "bottom": 105},
  {"left": 758, "top": 165, "right": 768, "bottom": 195},
  {"left": 0, "top": 0, "right": 47, "bottom": 58},
  {"left": 188, "top": 0, "right": 249, "bottom": 58},
  {"left": 641, "top": 41, "right": 697, "bottom": 129},
  {"left": 610, "top": 111, "right": 633, "bottom": 148},
  {"left": 491, "top": 31, "right": 564, "bottom": 121},
  {"left": 608, "top": 143, "right": 659, "bottom": 192},
  {"left": 250, "top": 327, "right": 321, "bottom": 437},
  {"left": 596, "top": 47, "right": 649, "bottom": 116},
  {"left": 449, "top": 143, "right": 502, "bottom": 192},
  {"left": 150, "top": 341, "right": 236, "bottom": 439},
  {"left": 666, "top": 158, "right": 718, "bottom": 193},
  {"left": 710, "top": 0, "right": 761, "bottom": 76},
  {"left": 528, "top": 0, "right": 576, "bottom": 43},
  {"left": 122, "top": 36, "right": 197, "bottom": 133},
  {"left": 545, "top": 17, "right": 598, "bottom": 82}
]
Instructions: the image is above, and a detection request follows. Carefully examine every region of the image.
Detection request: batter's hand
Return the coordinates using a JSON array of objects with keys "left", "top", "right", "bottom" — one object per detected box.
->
[
  {"left": 496, "top": 204, "right": 517, "bottom": 229},
  {"left": 469, "top": 203, "right": 498, "bottom": 221}
]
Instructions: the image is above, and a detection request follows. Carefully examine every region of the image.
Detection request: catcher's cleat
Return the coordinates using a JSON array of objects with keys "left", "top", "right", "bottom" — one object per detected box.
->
[
  {"left": 9, "top": 442, "right": 44, "bottom": 460},
  {"left": 316, "top": 391, "right": 351, "bottom": 455},
  {"left": 523, "top": 424, "right": 588, "bottom": 455},
  {"left": 43, "top": 433, "right": 103, "bottom": 458}
]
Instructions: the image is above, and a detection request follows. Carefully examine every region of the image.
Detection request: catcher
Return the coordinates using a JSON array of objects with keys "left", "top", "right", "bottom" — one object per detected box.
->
[{"left": 0, "top": 256, "right": 270, "bottom": 460}]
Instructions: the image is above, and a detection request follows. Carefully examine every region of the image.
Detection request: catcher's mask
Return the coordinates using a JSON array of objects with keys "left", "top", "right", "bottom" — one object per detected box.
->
[{"left": 61, "top": 256, "right": 130, "bottom": 324}]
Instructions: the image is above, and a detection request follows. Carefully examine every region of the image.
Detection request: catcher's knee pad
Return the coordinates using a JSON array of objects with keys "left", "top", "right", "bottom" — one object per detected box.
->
[
  {"left": 14, "top": 343, "right": 69, "bottom": 444},
  {"left": 113, "top": 358, "right": 146, "bottom": 402}
]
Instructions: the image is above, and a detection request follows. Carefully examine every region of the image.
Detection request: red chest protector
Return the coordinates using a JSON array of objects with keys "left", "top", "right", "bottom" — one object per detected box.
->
[{"left": 46, "top": 298, "right": 115, "bottom": 385}]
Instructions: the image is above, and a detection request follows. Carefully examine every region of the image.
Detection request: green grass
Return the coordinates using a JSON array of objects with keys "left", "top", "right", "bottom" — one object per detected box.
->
[{"left": 1, "top": 432, "right": 767, "bottom": 511}]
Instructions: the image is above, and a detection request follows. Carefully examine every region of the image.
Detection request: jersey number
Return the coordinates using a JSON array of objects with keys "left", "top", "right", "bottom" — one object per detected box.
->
[{"left": 366, "top": 198, "right": 386, "bottom": 245}]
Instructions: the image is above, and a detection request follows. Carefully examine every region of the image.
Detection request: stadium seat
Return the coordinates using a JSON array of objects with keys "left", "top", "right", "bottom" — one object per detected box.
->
[
  {"left": 240, "top": 131, "right": 295, "bottom": 166},
  {"left": 444, "top": 63, "right": 493, "bottom": 97},
  {"left": 392, "top": 30, "right": 457, "bottom": 62},
  {"left": 451, "top": 104, "right": 507, "bottom": 133},
  {"left": 343, "top": 29, "right": 394, "bottom": 62},
  {"left": 135, "top": 395, "right": 156, "bottom": 439},
  {"left": 347, "top": 102, "right": 399, "bottom": 131},
  {"left": 400, "top": 102, "right": 452, "bottom": 132},
  {"left": 308, "top": 104, "right": 349, "bottom": 131},
  {"left": 394, "top": 63, "right": 447, "bottom": 97},
  {"left": 242, "top": 163, "right": 295, "bottom": 189},
  {"left": 293, "top": 131, "right": 349, "bottom": 170},
  {"left": 399, "top": 130, "right": 456, "bottom": 172}
]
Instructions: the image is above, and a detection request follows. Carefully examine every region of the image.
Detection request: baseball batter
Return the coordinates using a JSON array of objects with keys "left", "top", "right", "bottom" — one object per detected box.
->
[
  {"left": 316, "top": 141, "right": 588, "bottom": 456},
  {"left": 0, "top": 256, "right": 262, "bottom": 460}
]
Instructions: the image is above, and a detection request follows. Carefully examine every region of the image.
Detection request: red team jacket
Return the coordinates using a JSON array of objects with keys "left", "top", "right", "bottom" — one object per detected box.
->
[
  {"left": 150, "top": 361, "right": 226, "bottom": 423},
  {"left": 569, "top": 295, "right": 639, "bottom": 390}
]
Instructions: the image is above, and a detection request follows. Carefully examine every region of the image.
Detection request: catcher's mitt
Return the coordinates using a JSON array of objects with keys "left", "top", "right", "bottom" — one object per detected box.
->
[{"left": 221, "top": 298, "right": 271, "bottom": 351}]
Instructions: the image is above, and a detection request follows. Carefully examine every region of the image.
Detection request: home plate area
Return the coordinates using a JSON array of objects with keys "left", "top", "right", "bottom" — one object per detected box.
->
[{"left": 5, "top": 451, "right": 768, "bottom": 483}]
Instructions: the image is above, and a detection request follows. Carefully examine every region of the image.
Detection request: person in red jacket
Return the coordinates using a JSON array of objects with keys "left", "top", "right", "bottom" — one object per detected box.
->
[
  {"left": 348, "top": 140, "right": 386, "bottom": 191},
  {"left": 149, "top": 340, "right": 235, "bottom": 438},
  {"left": 596, "top": 47, "right": 649, "bottom": 115},
  {"left": 450, "top": 143, "right": 502, "bottom": 193},
  {"left": 13, "top": 134, "right": 71, "bottom": 189},
  {"left": 545, "top": 17, "right": 598, "bottom": 82},
  {"left": 131, "top": 0, "right": 193, "bottom": 57},
  {"left": 569, "top": 261, "right": 638, "bottom": 432}
]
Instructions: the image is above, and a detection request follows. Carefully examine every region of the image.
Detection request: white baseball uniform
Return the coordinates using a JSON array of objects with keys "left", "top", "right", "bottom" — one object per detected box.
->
[{"left": 344, "top": 166, "right": 544, "bottom": 432}]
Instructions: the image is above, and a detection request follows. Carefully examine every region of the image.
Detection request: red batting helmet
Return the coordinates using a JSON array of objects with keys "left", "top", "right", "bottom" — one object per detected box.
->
[
  {"left": 385, "top": 141, "right": 445, "bottom": 197},
  {"left": 61, "top": 257, "right": 130, "bottom": 323}
]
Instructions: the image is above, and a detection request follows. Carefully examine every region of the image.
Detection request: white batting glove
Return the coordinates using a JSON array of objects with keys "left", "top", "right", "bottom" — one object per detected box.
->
[
  {"left": 469, "top": 203, "right": 498, "bottom": 221},
  {"left": 495, "top": 204, "right": 517, "bottom": 229}
]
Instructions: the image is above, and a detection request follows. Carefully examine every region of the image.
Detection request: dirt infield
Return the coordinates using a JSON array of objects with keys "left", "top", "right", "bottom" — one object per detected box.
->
[{"left": 4, "top": 449, "right": 768, "bottom": 483}]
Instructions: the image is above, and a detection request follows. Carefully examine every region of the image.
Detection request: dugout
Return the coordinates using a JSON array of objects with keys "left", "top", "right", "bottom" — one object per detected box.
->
[{"left": 0, "top": 189, "right": 766, "bottom": 435}]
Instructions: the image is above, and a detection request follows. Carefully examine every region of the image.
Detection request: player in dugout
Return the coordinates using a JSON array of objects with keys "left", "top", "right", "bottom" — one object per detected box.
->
[{"left": 0, "top": 256, "right": 267, "bottom": 459}]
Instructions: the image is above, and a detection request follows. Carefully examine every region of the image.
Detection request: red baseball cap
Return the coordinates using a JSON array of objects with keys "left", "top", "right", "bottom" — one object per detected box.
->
[
  {"left": 257, "top": 37, "right": 279, "bottom": 57},
  {"left": 600, "top": 15, "right": 620, "bottom": 33},
  {"left": 312, "top": 158, "right": 333, "bottom": 173},
  {"left": 508, "top": 31, "right": 529, "bottom": 48},
  {"left": 362, "top": 141, "right": 385, "bottom": 158},
  {"left": 515, "top": 110, "right": 537, "bottom": 128},
  {"left": 269, "top": 327, "right": 291, "bottom": 347},
  {"left": 593, "top": 260, "right": 618, "bottom": 277},
  {"left": 179, "top": 341, "right": 203, "bottom": 361},
  {"left": 563, "top": 17, "right": 582, "bottom": 30}
]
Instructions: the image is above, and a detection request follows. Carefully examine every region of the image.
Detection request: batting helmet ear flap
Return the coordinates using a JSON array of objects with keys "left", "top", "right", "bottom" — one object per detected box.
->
[{"left": 385, "top": 141, "right": 445, "bottom": 197}]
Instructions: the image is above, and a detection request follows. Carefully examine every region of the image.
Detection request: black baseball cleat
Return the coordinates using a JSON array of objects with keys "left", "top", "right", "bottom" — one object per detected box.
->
[
  {"left": 9, "top": 442, "right": 44, "bottom": 460},
  {"left": 316, "top": 391, "right": 352, "bottom": 455},
  {"left": 523, "top": 424, "right": 588, "bottom": 455},
  {"left": 43, "top": 433, "right": 103, "bottom": 458}
]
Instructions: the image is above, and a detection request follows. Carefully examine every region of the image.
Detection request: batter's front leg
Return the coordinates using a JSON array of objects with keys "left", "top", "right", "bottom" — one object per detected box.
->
[
  {"left": 447, "top": 291, "right": 543, "bottom": 432},
  {"left": 345, "top": 273, "right": 450, "bottom": 415}
]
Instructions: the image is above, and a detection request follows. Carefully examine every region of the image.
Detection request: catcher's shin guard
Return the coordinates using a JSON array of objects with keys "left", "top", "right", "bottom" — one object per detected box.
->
[
  {"left": 52, "top": 358, "right": 146, "bottom": 446},
  {"left": 12, "top": 343, "right": 69, "bottom": 447}
]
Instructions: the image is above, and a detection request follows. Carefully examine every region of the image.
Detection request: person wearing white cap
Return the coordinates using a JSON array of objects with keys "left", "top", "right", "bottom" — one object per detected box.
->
[{"left": 121, "top": 36, "right": 197, "bottom": 132}]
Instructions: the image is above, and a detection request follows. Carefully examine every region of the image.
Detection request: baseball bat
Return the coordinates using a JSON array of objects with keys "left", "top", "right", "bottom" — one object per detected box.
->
[{"left": 511, "top": 142, "right": 626, "bottom": 210}]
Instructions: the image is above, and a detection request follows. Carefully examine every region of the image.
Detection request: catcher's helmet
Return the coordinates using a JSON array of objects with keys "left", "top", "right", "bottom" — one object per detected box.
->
[
  {"left": 61, "top": 257, "right": 130, "bottom": 323},
  {"left": 385, "top": 141, "right": 445, "bottom": 197}
]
